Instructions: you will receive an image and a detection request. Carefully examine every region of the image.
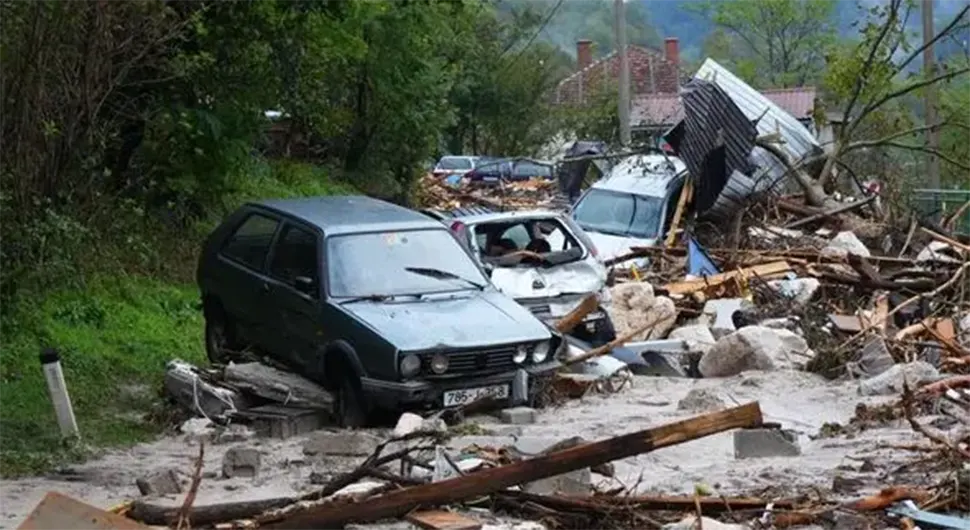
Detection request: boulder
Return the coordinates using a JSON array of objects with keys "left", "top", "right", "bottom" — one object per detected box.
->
[
  {"left": 847, "top": 337, "right": 895, "bottom": 379},
  {"left": 858, "top": 361, "right": 940, "bottom": 396},
  {"left": 698, "top": 326, "right": 811, "bottom": 377},
  {"left": 609, "top": 283, "right": 676, "bottom": 341},
  {"left": 821, "top": 231, "right": 871, "bottom": 258},
  {"left": 668, "top": 325, "right": 716, "bottom": 355}
]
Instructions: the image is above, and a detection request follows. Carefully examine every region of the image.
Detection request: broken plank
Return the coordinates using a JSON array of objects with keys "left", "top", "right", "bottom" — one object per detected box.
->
[
  {"left": 262, "top": 402, "right": 763, "bottom": 529},
  {"left": 663, "top": 261, "right": 792, "bottom": 295},
  {"left": 223, "top": 362, "right": 333, "bottom": 408},
  {"left": 406, "top": 510, "right": 482, "bottom": 530},
  {"left": 553, "top": 294, "right": 599, "bottom": 335},
  {"left": 18, "top": 492, "right": 151, "bottom": 530},
  {"left": 505, "top": 491, "right": 794, "bottom": 515}
]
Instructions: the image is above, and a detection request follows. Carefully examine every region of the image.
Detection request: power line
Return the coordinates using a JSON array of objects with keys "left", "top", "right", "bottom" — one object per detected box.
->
[{"left": 503, "top": 0, "right": 564, "bottom": 65}]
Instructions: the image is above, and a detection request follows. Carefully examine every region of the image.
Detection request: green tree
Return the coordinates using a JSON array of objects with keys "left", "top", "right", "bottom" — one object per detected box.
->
[{"left": 692, "top": 0, "right": 837, "bottom": 88}]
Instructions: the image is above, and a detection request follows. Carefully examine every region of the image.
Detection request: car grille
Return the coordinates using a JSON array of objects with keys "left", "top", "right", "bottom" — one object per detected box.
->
[{"left": 419, "top": 345, "right": 519, "bottom": 376}]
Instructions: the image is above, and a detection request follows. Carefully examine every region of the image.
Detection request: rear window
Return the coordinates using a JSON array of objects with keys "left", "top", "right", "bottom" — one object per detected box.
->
[
  {"left": 437, "top": 157, "right": 473, "bottom": 170},
  {"left": 222, "top": 213, "right": 279, "bottom": 270},
  {"left": 572, "top": 189, "right": 664, "bottom": 239}
]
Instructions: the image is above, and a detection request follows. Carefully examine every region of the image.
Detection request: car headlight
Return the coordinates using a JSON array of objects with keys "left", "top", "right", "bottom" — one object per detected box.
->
[
  {"left": 532, "top": 341, "right": 549, "bottom": 363},
  {"left": 400, "top": 354, "right": 421, "bottom": 377},
  {"left": 513, "top": 345, "right": 528, "bottom": 364},
  {"left": 430, "top": 353, "right": 449, "bottom": 374}
]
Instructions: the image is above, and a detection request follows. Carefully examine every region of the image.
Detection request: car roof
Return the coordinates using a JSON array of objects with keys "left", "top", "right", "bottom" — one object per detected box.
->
[
  {"left": 251, "top": 195, "right": 444, "bottom": 235},
  {"left": 590, "top": 154, "right": 686, "bottom": 198},
  {"left": 439, "top": 155, "right": 478, "bottom": 161}
]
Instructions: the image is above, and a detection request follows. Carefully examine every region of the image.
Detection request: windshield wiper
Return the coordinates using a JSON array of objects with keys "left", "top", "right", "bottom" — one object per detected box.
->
[
  {"left": 404, "top": 267, "right": 485, "bottom": 290},
  {"left": 338, "top": 294, "right": 393, "bottom": 305}
]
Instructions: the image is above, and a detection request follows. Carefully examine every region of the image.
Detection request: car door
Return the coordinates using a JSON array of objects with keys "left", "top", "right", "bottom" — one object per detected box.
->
[
  {"left": 265, "top": 221, "right": 324, "bottom": 371},
  {"left": 217, "top": 210, "right": 282, "bottom": 349}
]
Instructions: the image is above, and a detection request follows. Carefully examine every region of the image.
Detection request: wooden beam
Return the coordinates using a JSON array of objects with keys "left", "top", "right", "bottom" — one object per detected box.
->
[
  {"left": 406, "top": 510, "right": 482, "bottom": 530},
  {"left": 262, "top": 403, "right": 763, "bottom": 529},
  {"left": 553, "top": 294, "right": 599, "bottom": 334},
  {"left": 665, "top": 178, "right": 693, "bottom": 248},
  {"left": 663, "top": 261, "right": 792, "bottom": 295}
]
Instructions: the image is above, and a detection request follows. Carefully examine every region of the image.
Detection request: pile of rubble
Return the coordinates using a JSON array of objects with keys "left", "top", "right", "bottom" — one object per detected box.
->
[{"left": 416, "top": 173, "right": 563, "bottom": 212}]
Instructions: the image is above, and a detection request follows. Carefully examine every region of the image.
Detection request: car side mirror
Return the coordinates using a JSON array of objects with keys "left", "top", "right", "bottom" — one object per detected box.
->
[{"left": 293, "top": 276, "right": 316, "bottom": 296}]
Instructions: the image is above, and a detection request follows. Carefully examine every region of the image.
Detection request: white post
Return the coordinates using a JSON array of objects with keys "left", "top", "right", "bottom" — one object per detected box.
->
[{"left": 40, "top": 348, "right": 80, "bottom": 438}]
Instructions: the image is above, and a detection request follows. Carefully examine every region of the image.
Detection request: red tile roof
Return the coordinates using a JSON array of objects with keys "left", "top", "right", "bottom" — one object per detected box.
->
[
  {"left": 555, "top": 45, "right": 687, "bottom": 105},
  {"left": 631, "top": 86, "right": 817, "bottom": 127}
]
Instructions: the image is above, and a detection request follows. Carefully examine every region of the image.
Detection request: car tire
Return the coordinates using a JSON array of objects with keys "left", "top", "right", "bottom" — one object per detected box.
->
[
  {"left": 204, "top": 309, "right": 238, "bottom": 366},
  {"left": 334, "top": 370, "right": 369, "bottom": 428}
]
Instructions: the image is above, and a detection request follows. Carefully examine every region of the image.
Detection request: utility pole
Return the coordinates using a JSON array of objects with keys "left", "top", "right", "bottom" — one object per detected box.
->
[
  {"left": 615, "top": 0, "right": 631, "bottom": 146},
  {"left": 922, "top": 0, "right": 940, "bottom": 193}
]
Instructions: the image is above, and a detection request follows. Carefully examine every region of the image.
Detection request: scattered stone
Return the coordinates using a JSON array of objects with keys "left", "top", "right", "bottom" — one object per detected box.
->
[
  {"left": 135, "top": 468, "right": 182, "bottom": 496},
  {"left": 668, "top": 325, "right": 716, "bottom": 355},
  {"left": 215, "top": 424, "right": 256, "bottom": 445},
  {"left": 392, "top": 412, "right": 424, "bottom": 437},
  {"left": 848, "top": 337, "right": 895, "bottom": 379},
  {"left": 222, "top": 447, "right": 261, "bottom": 479},
  {"left": 857, "top": 361, "right": 940, "bottom": 396},
  {"left": 522, "top": 468, "right": 591, "bottom": 496},
  {"left": 498, "top": 406, "right": 536, "bottom": 425},
  {"left": 832, "top": 475, "right": 866, "bottom": 494},
  {"left": 916, "top": 241, "right": 963, "bottom": 264},
  {"left": 610, "top": 283, "right": 677, "bottom": 341},
  {"left": 180, "top": 418, "right": 217, "bottom": 441},
  {"left": 821, "top": 231, "right": 871, "bottom": 259},
  {"left": 663, "top": 515, "right": 748, "bottom": 530},
  {"left": 733, "top": 428, "right": 801, "bottom": 459},
  {"left": 698, "top": 326, "right": 811, "bottom": 377},
  {"left": 303, "top": 431, "right": 381, "bottom": 457},
  {"left": 769, "top": 278, "right": 821, "bottom": 306},
  {"left": 677, "top": 388, "right": 725, "bottom": 412}
]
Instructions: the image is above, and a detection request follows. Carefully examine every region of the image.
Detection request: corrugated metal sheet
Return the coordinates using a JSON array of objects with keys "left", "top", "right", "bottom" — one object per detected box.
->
[
  {"left": 632, "top": 87, "right": 817, "bottom": 129},
  {"left": 694, "top": 58, "right": 822, "bottom": 178}
]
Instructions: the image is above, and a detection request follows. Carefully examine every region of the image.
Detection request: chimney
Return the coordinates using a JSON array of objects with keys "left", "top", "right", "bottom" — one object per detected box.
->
[
  {"left": 664, "top": 37, "right": 680, "bottom": 70},
  {"left": 576, "top": 39, "right": 593, "bottom": 71}
]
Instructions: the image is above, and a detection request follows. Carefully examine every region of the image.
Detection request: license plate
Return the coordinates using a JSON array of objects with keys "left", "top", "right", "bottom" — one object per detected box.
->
[{"left": 443, "top": 385, "right": 509, "bottom": 407}]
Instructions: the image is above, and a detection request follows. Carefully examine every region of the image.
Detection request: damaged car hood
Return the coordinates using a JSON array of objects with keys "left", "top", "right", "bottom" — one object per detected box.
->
[
  {"left": 585, "top": 232, "right": 654, "bottom": 268},
  {"left": 489, "top": 260, "right": 606, "bottom": 299},
  {"left": 340, "top": 290, "right": 550, "bottom": 351}
]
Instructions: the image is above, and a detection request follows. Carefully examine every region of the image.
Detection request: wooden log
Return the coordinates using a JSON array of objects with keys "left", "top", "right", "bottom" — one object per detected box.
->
[
  {"left": 562, "top": 311, "right": 671, "bottom": 367},
  {"left": 223, "top": 362, "right": 333, "bottom": 408},
  {"left": 262, "top": 402, "right": 764, "bottom": 529},
  {"left": 128, "top": 497, "right": 295, "bottom": 527},
  {"left": 504, "top": 491, "right": 794, "bottom": 515},
  {"left": 553, "top": 294, "right": 599, "bottom": 334},
  {"left": 663, "top": 261, "right": 792, "bottom": 295}
]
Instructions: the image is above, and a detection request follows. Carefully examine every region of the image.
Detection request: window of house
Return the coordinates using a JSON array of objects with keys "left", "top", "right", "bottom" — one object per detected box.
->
[
  {"left": 269, "top": 225, "right": 319, "bottom": 288},
  {"left": 222, "top": 213, "right": 279, "bottom": 270}
]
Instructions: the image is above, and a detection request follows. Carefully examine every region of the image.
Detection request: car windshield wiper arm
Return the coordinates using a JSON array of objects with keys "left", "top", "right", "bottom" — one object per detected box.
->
[
  {"left": 403, "top": 267, "right": 485, "bottom": 290},
  {"left": 337, "top": 294, "right": 392, "bottom": 305}
]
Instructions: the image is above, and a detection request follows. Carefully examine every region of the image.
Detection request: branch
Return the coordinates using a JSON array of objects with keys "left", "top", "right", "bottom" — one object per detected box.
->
[
  {"left": 843, "top": 122, "right": 950, "bottom": 153},
  {"left": 842, "top": 0, "right": 902, "bottom": 127},
  {"left": 880, "top": 141, "right": 970, "bottom": 171},
  {"left": 857, "top": 66, "right": 970, "bottom": 125},
  {"left": 891, "top": 4, "right": 970, "bottom": 77}
]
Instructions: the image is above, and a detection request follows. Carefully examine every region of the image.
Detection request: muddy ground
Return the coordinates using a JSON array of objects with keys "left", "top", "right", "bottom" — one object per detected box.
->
[{"left": 0, "top": 369, "right": 936, "bottom": 529}]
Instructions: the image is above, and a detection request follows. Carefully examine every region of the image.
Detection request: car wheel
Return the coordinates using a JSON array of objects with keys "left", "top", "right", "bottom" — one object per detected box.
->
[
  {"left": 335, "top": 372, "right": 369, "bottom": 428},
  {"left": 204, "top": 312, "right": 236, "bottom": 365}
]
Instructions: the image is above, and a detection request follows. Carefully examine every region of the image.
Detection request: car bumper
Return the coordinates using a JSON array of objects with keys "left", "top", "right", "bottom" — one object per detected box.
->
[{"left": 360, "top": 360, "right": 561, "bottom": 409}]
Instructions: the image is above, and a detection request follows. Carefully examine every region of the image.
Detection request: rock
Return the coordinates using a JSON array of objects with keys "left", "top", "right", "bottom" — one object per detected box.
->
[
  {"left": 668, "top": 325, "right": 716, "bottom": 355},
  {"left": 769, "top": 278, "right": 821, "bottom": 306},
  {"left": 822, "top": 231, "right": 871, "bottom": 258},
  {"left": 677, "top": 388, "right": 725, "bottom": 412},
  {"left": 135, "top": 468, "right": 182, "bottom": 496},
  {"left": 733, "top": 428, "right": 801, "bottom": 459},
  {"left": 609, "top": 284, "right": 676, "bottom": 341},
  {"left": 916, "top": 241, "right": 963, "bottom": 264},
  {"left": 222, "top": 447, "right": 261, "bottom": 478},
  {"left": 663, "top": 515, "right": 748, "bottom": 530},
  {"left": 858, "top": 361, "right": 940, "bottom": 396},
  {"left": 758, "top": 317, "right": 801, "bottom": 332},
  {"left": 830, "top": 511, "right": 871, "bottom": 530},
  {"left": 303, "top": 431, "right": 381, "bottom": 457},
  {"left": 392, "top": 412, "right": 424, "bottom": 437},
  {"left": 499, "top": 406, "right": 536, "bottom": 425},
  {"left": 847, "top": 337, "right": 895, "bottom": 379},
  {"left": 522, "top": 468, "right": 591, "bottom": 496},
  {"left": 702, "top": 298, "right": 750, "bottom": 333},
  {"left": 832, "top": 475, "right": 866, "bottom": 494},
  {"left": 698, "top": 326, "right": 811, "bottom": 377},
  {"left": 180, "top": 418, "right": 217, "bottom": 441},
  {"left": 215, "top": 424, "right": 256, "bottom": 445}
]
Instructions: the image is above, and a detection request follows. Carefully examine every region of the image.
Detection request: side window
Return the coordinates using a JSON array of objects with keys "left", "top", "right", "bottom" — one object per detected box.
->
[
  {"left": 536, "top": 221, "right": 575, "bottom": 252},
  {"left": 222, "top": 214, "right": 279, "bottom": 270},
  {"left": 500, "top": 224, "right": 531, "bottom": 249},
  {"left": 269, "top": 225, "right": 319, "bottom": 287}
]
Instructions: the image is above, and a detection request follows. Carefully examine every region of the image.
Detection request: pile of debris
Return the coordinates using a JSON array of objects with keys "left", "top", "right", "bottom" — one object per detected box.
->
[{"left": 417, "top": 173, "right": 562, "bottom": 212}]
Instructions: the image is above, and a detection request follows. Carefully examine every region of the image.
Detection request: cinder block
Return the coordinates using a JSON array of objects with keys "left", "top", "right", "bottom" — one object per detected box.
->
[
  {"left": 499, "top": 406, "right": 536, "bottom": 425},
  {"left": 733, "top": 428, "right": 801, "bottom": 459},
  {"left": 222, "top": 447, "right": 261, "bottom": 478}
]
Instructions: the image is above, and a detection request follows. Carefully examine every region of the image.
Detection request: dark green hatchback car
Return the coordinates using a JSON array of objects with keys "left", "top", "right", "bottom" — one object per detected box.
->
[{"left": 197, "top": 195, "right": 564, "bottom": 426}]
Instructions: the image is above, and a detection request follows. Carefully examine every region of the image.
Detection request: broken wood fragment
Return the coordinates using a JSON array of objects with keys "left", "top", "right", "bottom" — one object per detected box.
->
[
  {"left": 553, "top": 294, "right": 599, "bottom": 335},
  {"left": 18, "top": 492, "right": 151, "bottom": 530},
  {"left": 262, "top": 402, "right": 764, "bottom": 529},
  {"left": 663, "top": 261, "right": 792, "bottom": 295},
  {"left": 504, "top": 491, "right": 794, "bottom": 515},
  {"left": 843, "top": 486, "right": 932, "bottom": 512},
  {"left": 562, "top": 311, "right": 672, "bottom": 367},
  {"left": 405, "top": 510, "right": 482, "bottom": 530},
  {"left": 128, "top": 497, "right": 295, "bottom": 527}
]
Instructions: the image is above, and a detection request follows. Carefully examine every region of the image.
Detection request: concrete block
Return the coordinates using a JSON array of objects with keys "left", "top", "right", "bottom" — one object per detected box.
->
[
  {"left": 522, "top": 468, "right": 591, "bottom": 496},
  {"left": 222, "top": 447, "right": 261, "bottom": 478},
  {"left": 237, "top": 404, "right": 324, "bottom": 439},
  {"left": 733, "top": 428, "right": 801, "bottom": 459},
  {"left": 215, "top": 424, "right": 256, "bottom": 445},
  {"left": 135, "top": 468, "right": 182, "bottom": 496},
  {"left": 499, "top": 406, "right": 536, "bottom": 425},
  {"left": 303, "top": 430, "right": 381, "bottom": 457}
]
